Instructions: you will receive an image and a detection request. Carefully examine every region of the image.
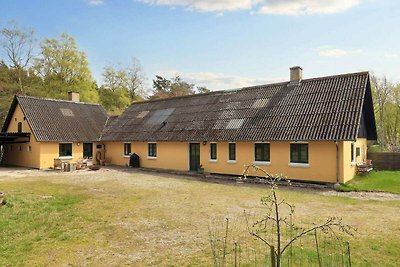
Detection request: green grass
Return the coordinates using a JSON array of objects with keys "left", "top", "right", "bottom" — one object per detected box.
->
[
  {"left": 0, "top": 170, "right": 399, "bottom": 266},
  {"left": 341, "top": 171, "right": 400, "bottom": 194}
]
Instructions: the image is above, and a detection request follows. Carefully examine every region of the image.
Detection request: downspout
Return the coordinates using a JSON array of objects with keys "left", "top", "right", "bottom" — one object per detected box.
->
[{"left": 335, "top": 141, "right": 340, "bottom": 186}]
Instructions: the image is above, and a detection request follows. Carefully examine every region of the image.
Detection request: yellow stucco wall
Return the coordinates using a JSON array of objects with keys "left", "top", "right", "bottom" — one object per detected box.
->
[
  {"left": 104, "top": 141, "right": 189, "bottom": 171},
  {"left": 201, "top": 141, "right": 340, "bottom": 183},
  {"left": 104, "top": 140, "right": 367, "bottom": 183},
  {"left": 342, "top": 138, "right": 368, "bottom": 183},
  {"left": 3, "top": 104, "right": 41, "bottom": 168},
  {"left": 39, "top": 142, "right": 84, "bottom": 169}
]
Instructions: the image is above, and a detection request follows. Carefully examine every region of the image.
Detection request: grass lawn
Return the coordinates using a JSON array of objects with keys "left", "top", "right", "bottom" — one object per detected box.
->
[
  {"left": 0, "top": 168, "right": 399, "bottom": 266},
  {"left": 341, "top": 171, "right": 400, "bottom": 194}
]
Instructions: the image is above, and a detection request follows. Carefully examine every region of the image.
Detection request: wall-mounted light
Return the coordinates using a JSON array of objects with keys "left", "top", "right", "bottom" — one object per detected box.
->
[
  {"left": 77, "top": 143, "right": 80, "bottom": 146},
  {"left": 203, "top": 141, "right": 207, "bottom": 145}
]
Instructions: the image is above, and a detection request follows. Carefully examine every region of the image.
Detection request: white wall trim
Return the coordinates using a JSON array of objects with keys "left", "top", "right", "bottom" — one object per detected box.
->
[
  {"left": 253, "top": 161, "right": 271, "bottom": 166},
  {"left": 288, "top": 163, "right": 310, "bottom": 168}
]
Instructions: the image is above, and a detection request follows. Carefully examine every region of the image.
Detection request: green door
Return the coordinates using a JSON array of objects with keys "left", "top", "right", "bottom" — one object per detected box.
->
[{"left": 189, "top": 143, "right": 200, "bottom": 171}]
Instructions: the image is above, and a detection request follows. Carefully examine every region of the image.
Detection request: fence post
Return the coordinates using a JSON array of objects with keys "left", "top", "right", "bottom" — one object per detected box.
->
[
  {"left": 347, "top": 241, "right": 352, "bottom": 267},
  {"left": 234, "top": 241, "right": 238, "bottom": 267},
  {"left": 271, "top": 246, "right": 276, "bottom": 267}
]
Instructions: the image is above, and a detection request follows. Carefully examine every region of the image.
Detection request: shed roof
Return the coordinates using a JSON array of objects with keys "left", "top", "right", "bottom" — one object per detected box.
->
[
  {"left": 2, "top": 96, "right": 108, "bottom": 142},
  {"left": 101, "top": 71, "right": 377, "bottom": 142}
]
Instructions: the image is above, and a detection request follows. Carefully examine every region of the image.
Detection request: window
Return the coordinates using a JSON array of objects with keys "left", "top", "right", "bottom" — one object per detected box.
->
[
  {"left": 59, "top": 143, "right": 72, "bottom": 157},
  {"left": 255, "top": 143, "right": 270, "bottom": 162},
  {"left": 356, "top": 147, "right": 361, "bottom": 157},
  {"left": 83, "top": 143, "right": 93, "bottom": 158},
  {"left": 228, "top": 143, "right": 236, "bottom": 161},
  {"left": 18, "top": 122, "right": 22, "bottom": 133},
  {"left": 18, "top": 145, "right": 22, "bottom": 151},
  {"left": 351, "top": 143, "right": 355, "bottom": 162},
  {"left": 290, "top": 143, "right": 308, "bottom": 164},
  {"left": 123, "top": 143, "right": 131, "bottom": 156},
  {"left": 28, "top": 146, "right": 32, "bottom": 152},
  {"left": 210, "top": 143, "right": 217, "bottom": 160},
  {"left": 148, "top": 143, "right": 157, "bottom": 157}
]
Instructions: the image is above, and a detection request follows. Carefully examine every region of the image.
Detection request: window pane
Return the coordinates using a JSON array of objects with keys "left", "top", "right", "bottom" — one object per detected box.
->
[
  {"left": 59, "top": 143, "right": 72, "bottom": 157},
  {"left": 229, "top": 143, "right": 236, "bottom": 160},
  {"left": 255, "top": 143, "right": 270, "bottom": 161},
  {"left": 124, "top": 143, "right": 131, "bottom": 156},
  {"left": 210, "top": 143, "right": 217, "bottom": 160},
  {"left": 290, "top": 144, "right": 308, "bottom": 163},
  {"left": 148, "top": 143, "right": 157, "bottom": 157}
]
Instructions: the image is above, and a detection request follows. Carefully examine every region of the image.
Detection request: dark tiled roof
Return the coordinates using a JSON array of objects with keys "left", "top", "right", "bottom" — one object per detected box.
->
[
  {"left": 101, "top": 71, "right": 377, "bottom": 142},
  {"left": 2, "top": 96, "right": 108, "bottom": 142}
]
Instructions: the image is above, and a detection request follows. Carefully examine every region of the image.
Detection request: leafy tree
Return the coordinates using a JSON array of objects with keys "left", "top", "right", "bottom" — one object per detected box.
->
[
  {"left": 371, "top": 75, "right": 400, "bottom": 152},
  {"left": 34, "top": 33, "right": 99, "bottom": 103},
  {"left": 197, "top": 86, "right": 211, "bottom": 94},
  {"left": 150, "top": 75, "right": 195, "bottom": 99},
  {"left": 0, "top": 21, "right": 36, "bottom": 95},
  {"left": 0, "top": 61, "right": 42, "bottom": 126},
  {"left": 126, "top": 57, "right": 148, "bottom": 100},
  {"left": 98, "top": 64, "right": 132, "bottom": 114}
]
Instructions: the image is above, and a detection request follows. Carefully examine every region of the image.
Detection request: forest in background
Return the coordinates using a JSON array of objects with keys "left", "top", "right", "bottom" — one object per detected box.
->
[
  {"left": 1, "top": 21, "right": 399, "bottom": 151},
  {"left": 0, "top": 22, "right": 209, "bottom": 123}
]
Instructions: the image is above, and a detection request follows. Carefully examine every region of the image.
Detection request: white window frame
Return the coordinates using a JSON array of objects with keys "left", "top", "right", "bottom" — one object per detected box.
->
[
  {"left": 123, "top": 142, "right": 132, "bottom": 158},
  {"left": 227, "top": 142, "right": 236, "bottom": 163},
  {"left": 147, "top": 142, "right": 157, "bottom": 159},
  {"left": 253, "top": 142, "right": 271, "bottom": 165},
  {"left": 350, "top": 142, "right": 356, "bottom": 166},
  {"left": 209, "top": 142, "right": 218, "bottom": 162},
  {"left": 288, "top": 142, "right": 310, "bottom": 168},
  {"left": 59, "top": 142, "right": 73, "bottom": 160}
]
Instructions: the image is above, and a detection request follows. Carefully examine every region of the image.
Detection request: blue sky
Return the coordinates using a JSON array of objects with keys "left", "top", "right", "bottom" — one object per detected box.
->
[{"left": 1, "top": 0, "right": 399, "bottom": 90}]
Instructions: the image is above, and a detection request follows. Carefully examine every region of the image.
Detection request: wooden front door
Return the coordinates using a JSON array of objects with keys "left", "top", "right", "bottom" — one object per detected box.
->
[{"left": 189, "top": 143, "right": 200, "bottom": 171}]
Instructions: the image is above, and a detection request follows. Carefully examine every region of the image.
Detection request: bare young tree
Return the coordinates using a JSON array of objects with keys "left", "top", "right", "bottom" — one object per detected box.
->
[
  {"left": 242, "top": 165, "right": 354, "bottom": 267},
  {"left": 0, "top": 21, "right": 36, "bottom": 94}
]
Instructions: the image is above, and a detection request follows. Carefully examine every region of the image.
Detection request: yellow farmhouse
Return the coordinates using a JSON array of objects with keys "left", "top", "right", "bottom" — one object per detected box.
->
[{"left": 0, "top": 67, "right": 377, "bottom": 184}]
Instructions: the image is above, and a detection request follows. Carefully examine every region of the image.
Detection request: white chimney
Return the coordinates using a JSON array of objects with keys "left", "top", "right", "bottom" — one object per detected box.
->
[
  {"left": 290, "top": 66, "right": 303, "bottom": 83},
  {"left": 68, "top": 91, "right": 80, "bottom": 102}
]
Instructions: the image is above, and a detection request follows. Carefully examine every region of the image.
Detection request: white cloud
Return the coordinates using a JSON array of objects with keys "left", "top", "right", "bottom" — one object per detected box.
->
[
  {"left": 317, "top": 46, "right": 362, "bottom": 58},
  {"left": 259, "top": 0, "right": 360, "bottom": 15},
  {"left": 139, "top": 0, "right": 260, "bottom": 12},
  {"left": 157, "top": 69, "right": 283, "bottom": 90},
  {"left": 136, "top": 0, "right": 361, "bottom": 15},
  {"left": 87, "top": 0, "right": 104, "bottom": 5}
]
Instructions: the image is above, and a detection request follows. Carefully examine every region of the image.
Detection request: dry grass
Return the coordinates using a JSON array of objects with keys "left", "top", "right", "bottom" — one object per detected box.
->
[{"left": 0, "top": 167, "right": 399, "bottom": 266}]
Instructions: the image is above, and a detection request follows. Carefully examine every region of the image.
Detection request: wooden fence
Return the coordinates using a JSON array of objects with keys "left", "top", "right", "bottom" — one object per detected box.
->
[{"left": 367, "top": 152, "right": 400, "bottom": 170}]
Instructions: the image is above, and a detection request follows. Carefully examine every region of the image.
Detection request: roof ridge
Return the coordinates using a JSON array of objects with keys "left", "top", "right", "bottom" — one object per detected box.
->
[
  {"left": 16, "top": 95, "right": 103, "bottom": 106},
  {"left": 127, "top": 71, "right": 369, "bottom": 106},
  {"left": 300, "top": 71, "right": 369, "bottom": 83}
]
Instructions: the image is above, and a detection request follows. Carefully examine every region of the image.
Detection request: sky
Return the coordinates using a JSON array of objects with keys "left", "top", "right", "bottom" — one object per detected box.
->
[{"left": 1, "top": 0, "right": 399, "bottom": 90}]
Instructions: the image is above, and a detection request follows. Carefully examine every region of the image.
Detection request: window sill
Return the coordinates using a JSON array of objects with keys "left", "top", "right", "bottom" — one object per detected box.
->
[
  {"left": 147, "top": 156, "right": 157, "bottom": 160},
  {"left": 227, "top": 160, "right": 237, "bottom": 164},
  {"left": 289, "top": 163, "right": 310, "bottom": 168},
  {"left": 351, "top": 162, "right": 356, "bottom": 167},
  {"left": 253, "top": 161, "right": 271, "bottom": 166},
  {"left": 123, "top": 155, "right": 131, "bottom": 158},
  {"left": 209, "top": 159, "right": 218, "bottom": 163},
  {"left": 59, "top": 156, "right": 73, "bottom": 160}
]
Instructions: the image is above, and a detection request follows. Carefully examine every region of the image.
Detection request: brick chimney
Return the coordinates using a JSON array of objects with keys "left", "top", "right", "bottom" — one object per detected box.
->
[
  {"left": 290, "top": 66, "right": 303, "bottom": 83},
  {"left": 68, "top": 91, "right": 80, "bottom": 102}
]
